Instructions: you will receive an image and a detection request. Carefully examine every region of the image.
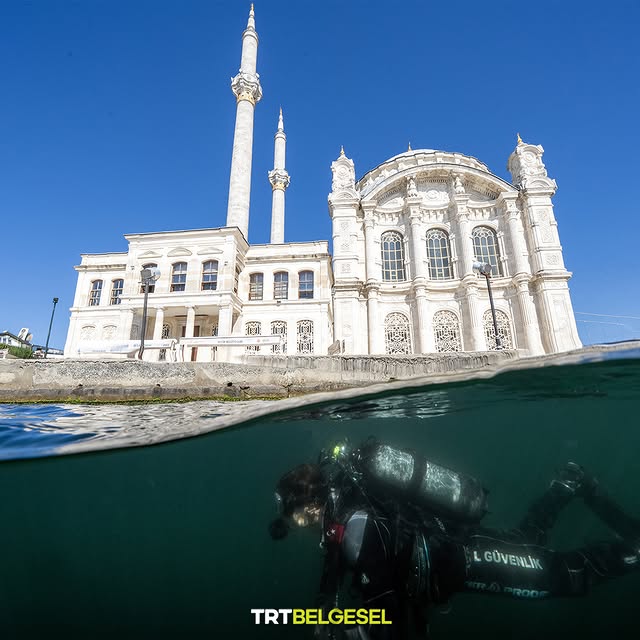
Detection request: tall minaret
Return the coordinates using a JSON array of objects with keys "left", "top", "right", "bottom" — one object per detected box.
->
[
  {"left": 226, "top": 4, "right": 262, "bottom": 239},
  {"left": 268, "top": 108, "right": 290, "bottom": 243}
]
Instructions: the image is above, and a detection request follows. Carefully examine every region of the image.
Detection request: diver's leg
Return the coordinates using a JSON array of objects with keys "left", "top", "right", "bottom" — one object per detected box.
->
[{"left": 584, "top": 488, "right": 640, "bottom": 547}]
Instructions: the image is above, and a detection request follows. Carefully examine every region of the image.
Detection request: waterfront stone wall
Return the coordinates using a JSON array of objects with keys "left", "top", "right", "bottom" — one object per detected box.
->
[{"left": 0, "top": 351, "right": 516, "bottom": 402}]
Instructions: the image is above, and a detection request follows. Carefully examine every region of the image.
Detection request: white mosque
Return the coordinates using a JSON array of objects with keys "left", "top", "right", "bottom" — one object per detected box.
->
[{"left": 64, "top": 6, "right": 582, "bottom": 362}]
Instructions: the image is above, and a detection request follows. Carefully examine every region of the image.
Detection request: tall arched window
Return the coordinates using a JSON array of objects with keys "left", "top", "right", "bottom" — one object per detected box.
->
[
  {"left": 472, "top": 226, "right": 502, "bottom": 276},
  {"left": 271, "top": 320, "right": 287, "bottom": 354},
  {"left": 384, "top": 312, "right": 412, "bottom": 354},
  {"left": 89, "top": 280, "right": 103, "bottom": 306},
  {"left": 171, "top": 262, "right": 188, "bottom": 292},
  {"left": 482, "top": 309, "right": 513, "bottom": 350},
  {"left": 245, "top": 321, "right": 261, "bottom": 353},
  {"left": 433, "top": 310, "right": 462, "bottom": 352},
  {"left": 296, "top": 320, "right": 314, "bottom": 354},
  {"left": 298, "top": 271, "right": 314, "bottom": 299},
  {"left": 249, "top": 273, "right": 264, "bottom": 300},
  {"left": 426, "top": 230, "right": 453, "bottom": 280},
  {"left": 381, "top": 231, "right": 406, "bottom": 281},
  {"left": 110, "top": 279, "right": 124, "bottom": 305},
  {"left": 274, "top": 272, "right": 289, "bottom": 300},
  {"left": 140, "top": 263, "right": 157, "bottom": 293},
  {"left": 201, "top": 260, "right": 218, "bottom": 291}
]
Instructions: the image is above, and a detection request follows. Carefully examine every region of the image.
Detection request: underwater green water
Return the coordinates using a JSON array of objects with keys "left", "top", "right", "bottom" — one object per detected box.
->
[{"left": 0, "top": 353, "right": 639, "bottom": 639}]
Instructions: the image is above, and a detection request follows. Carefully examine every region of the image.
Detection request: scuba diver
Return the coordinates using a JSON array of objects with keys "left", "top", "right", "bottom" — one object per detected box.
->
[{"left": 269, "top": 438, "right": 640, "bottom": 639}]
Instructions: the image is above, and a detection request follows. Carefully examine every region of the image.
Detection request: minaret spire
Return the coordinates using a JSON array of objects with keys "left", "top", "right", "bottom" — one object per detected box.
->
[
  {"left": 226, "top": 5, "right": 262, "bottom": 239},
  {"left": 269, "top": 108, "right": 290, "bottom": 244}
]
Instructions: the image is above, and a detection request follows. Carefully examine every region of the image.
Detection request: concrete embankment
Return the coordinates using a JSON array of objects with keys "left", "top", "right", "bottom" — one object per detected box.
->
[{"left": 0, "top": 352, "right": 517, "bottom": 402}]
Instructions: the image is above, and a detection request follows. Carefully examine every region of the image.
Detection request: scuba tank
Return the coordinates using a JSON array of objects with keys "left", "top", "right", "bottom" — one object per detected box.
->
[{"left": 329, "top": 439, "right": 488, "bottom": 523}]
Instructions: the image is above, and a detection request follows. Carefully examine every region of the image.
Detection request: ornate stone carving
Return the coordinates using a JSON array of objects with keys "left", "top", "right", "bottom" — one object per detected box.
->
[
  {"left": 453, "top": 174, "right": 465, "bottom": 194},
  {"left": 231, "top": 70, "right": 262, "bottom": 105},
  {"left": 330, "top": 152, "right": 358, "bottom": 199},
  {"left": 406, "top": 176, "right": 418, "bottom": 198},
  {"left": 268, "top": 168, "right": 290, "bottom": 191}
]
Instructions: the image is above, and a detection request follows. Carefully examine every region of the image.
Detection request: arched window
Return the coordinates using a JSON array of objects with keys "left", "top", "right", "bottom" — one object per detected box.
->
[
  {"left": 140, "top": 263, "right": 157, "bottom": 293},
  {"left": 426, "top": 230, "right": 453, "bottom": 280},
  {"left": 472, "top": 227, "right": 502, "bottom": 276},
  {"left": 201, "top": 260, "right": 218, "bottom": 291},
  {"left": 170, "top": 262, "right": 188, "bottom": 292},
  {"left": 384, "top": 313, "right": 412, "bottom": 354},
  {"left": 271, "top": 320, "right": 287, "bottom": 354},
  {"left": 110, "top": 279, "right": 124, "bottom": 305},
  {"left": 297, "top": 320, "right": 314, "bottom": 354},
  {"left": 298, "top": 271, "right": 314, "bottom": 299},
  {"left": 482, "top": 309, "right": 513, "bottom": 350},
  {"left": 274, "top": 272, "right": 289, "bottom": 300},
  {"left": 245, "top": 320, "right": 261, "bottom": 353},
  {"left": 249, "top": 273, "right": 264, "bottom": 300},
  {"left": 381, "top": 231, "right": 406, "bottom": 281},
  {"left": 433, "top": 310, "right": 462, "bottom": 352},
  {"left": 89, "top": 280, "right": 102, "bottom": 306}
]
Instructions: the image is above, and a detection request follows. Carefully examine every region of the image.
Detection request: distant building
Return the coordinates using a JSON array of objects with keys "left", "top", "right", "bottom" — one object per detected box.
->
[
  {"left": 64, "top": 7, "right": 581, "bottom": 362},
  {"left": 0, "top": 328, "right": 32, "bottom": 348}
]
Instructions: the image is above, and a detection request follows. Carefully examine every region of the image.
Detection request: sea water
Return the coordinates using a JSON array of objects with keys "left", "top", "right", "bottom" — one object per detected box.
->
[{"left": 0, "top": 349, "right": 639, "bottom": 639}]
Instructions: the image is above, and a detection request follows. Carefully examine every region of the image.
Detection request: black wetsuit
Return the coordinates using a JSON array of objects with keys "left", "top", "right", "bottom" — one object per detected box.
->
[{"left": 319, "top": 482, "right": 640, "bottom": 639}]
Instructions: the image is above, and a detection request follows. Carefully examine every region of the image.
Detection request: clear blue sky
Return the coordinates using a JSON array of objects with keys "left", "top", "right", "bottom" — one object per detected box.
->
[{"left": 1, "top": 1, "right": 639, "bottom": 350}]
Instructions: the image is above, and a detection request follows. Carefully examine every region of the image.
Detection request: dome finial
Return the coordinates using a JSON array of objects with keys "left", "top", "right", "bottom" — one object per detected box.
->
[
  {"left": 408, "top": 141, "right": 412, "bottom": 151},
  {"left": 517, "top": 132, "right": 524, "bottom": 145},
  {"left": 340, "top": 145, "right": 345, "bottom": 157}
]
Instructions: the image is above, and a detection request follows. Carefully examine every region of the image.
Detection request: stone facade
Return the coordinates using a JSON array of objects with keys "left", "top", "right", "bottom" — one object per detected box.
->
[{"left": 64, "top": 8, "right": 581, "bottom": 361}]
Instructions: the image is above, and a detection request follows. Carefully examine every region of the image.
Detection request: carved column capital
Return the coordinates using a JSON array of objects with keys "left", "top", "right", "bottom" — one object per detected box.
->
[
  {"left": 268, "top": 168, "right": 290, "bottom": 191},
  {"left": 231, "top": 71, "right": 262, "bottom": 105}
]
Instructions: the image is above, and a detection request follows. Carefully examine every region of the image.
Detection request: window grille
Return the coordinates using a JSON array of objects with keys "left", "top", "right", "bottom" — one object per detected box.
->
[
  {"left": 159, "top": 323, "right": 171, "bottom": 361},
  {"left": 296, "top": 320, "right": 314, "bottom": 354},
  {"left": 482, "top": 309, "right": 513, "bottom": 350},
  {"left": 384, "top": 312, "right": 412, "bottom": 354},
  {"left": 381, "top": 232, "right": 406, "bottom": 281},
  {"left": 246, "top": 321, "right": 261, "bottom": 353},
  {"left": 271, "top": 320, "right": 287, "bottom": 354},
  {"left": 433, "top": 310, "right": 462, "bottom": 352}
]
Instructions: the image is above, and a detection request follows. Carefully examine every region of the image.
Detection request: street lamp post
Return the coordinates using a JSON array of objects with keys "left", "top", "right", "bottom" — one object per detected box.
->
[
  {"left": 473, "top": 261, "right": 502, "bottom": 350},
  {"left": 138, "top": 267, "right": 160, "bottom": 360},
  {"left": 44, "top": 297, "right": 59, "bottom": 358}
]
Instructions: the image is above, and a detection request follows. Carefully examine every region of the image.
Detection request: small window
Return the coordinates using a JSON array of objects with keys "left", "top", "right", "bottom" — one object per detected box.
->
[
  {"left": 245, "top": 321, "right": 261, "bottom": 353},
  {"left": 426, "top": 230, "right": 453, "bottom": 280},
  {"left": 472, "top": 226, "right": 502, "bottom": 276},
  {"left": 298, "top": 271, "right": 314, "bottom": 299},
  {"left": 110, "top": 279, "right": 124, "bottom": 305},
  {"left": 171, "top": 262, "right": 188, "bottom": 292},
  {"left": 381, "top": 232, "right": 406, "bottom": 281},
  {"left": 274, "top": 272, "right": 289, "bottom": 300},
  {"left": 202, "top": 260, "right": 218, "bottom": 291},
  {"left": 89, "top": 280, "right": 103, "bottom": 306},
  {"left": 249, "top": 273, "right": 264, "bottom": 300},
  {"left": 140, "top": 263, "right": 157, "bottom": 293},
  {"left": 384, "top": 312, "right": 412, "bottom": 354},
  {"left": 271, "top": 320, "right": 287, "bottom": 354}
]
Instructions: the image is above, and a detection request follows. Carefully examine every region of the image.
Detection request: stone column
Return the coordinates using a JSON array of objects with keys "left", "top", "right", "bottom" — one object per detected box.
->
[
  {"left": 121, "top": 309, "right": 135, "bottom": 342},
  {"left": 363, "top": 208, "right": 378, "bottom": 282},
  {"left": 466, "top": 284, "right": 485, "bottom": 351},
  {"left": 515, "top": 278, "right": 544, "bottom": 355},
  {"left": 408, "top": 202, "right": 428, "bottom": 353},
  {"left": 151, "top": 307, "right": 165, "bottom": 361},
  {"left": 453, "top": 194, "right": 474, "bottom": 278},
  {"left": 184, "top": 306, "right": 196, "bottom": 361},
  {"left": 366, "top": 283, "right": 380, "bottom": 354}
]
